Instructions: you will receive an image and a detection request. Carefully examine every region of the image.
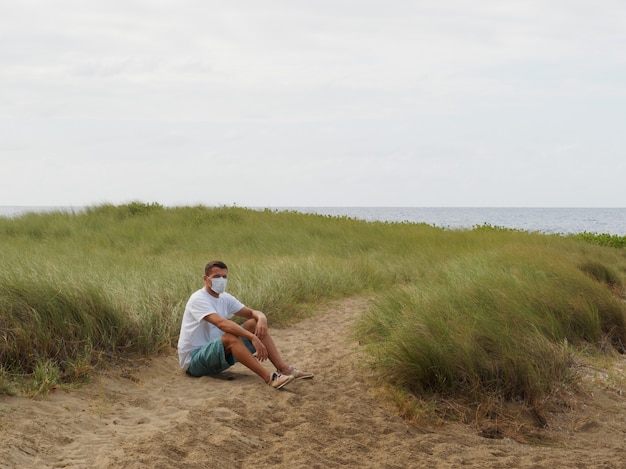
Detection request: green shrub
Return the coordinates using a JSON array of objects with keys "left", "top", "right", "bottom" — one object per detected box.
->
[{"left": 570, "top": 232, "right": 626, "bottom": 249}]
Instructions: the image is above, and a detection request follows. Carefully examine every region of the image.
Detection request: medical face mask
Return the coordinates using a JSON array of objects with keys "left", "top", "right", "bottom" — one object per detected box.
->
[{"left": 210, "top": 277, "right": 227, "bottom": 295}]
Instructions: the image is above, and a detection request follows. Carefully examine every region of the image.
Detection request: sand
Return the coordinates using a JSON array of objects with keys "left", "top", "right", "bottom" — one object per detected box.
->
[{"left": 2, "top": 296, "right": 626, "bottom": 468}]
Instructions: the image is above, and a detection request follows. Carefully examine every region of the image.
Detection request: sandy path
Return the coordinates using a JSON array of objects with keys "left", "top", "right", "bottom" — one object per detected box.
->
[{"left": 1, "top": 296, "right": 626, "bottom": 468}]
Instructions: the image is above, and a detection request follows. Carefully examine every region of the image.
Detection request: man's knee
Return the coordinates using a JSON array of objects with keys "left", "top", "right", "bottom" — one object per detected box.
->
[
  {"left": 222, "top": 333, "right": 247, "bottom": 352},
  {"left": 222, "top": 333, "right": 256, "bottom": 356},
  {"left": 242, "top": 318, "right": 257, "bottom": 332},
  {"left": 221, "top": 332, "right": 237, "bottom": 348}
]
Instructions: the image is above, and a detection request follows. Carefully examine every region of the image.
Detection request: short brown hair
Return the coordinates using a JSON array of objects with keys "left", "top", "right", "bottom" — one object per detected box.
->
[{"left": 205, "top": 260, "right": 228, "bottom": 275}]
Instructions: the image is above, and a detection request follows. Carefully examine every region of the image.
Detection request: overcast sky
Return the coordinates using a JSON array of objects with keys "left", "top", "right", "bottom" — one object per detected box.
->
[{"left": 1, "top": 1, "right": 625, "bottom": 207}]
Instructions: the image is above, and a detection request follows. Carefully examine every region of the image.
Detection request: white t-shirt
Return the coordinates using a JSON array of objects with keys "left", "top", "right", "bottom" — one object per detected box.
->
[{"left": 177, "top": 288, "right": 245, "bottom": 371}]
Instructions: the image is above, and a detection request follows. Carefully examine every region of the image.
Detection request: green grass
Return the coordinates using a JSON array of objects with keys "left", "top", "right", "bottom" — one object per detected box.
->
[
  {"left": 353, "top": 227, "right": 626, "bottom": 432},
  {"left": 0, "top": 204, "right": 402, "bottom": 391},
  {"left": 1, "top": 204, "right": 625, "bottom": 435},
  {"left": 356, "top": 248, "right": 625, "bottom": 397}
]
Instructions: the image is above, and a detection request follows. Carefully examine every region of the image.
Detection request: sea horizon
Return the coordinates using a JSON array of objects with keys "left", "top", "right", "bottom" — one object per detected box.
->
[{"left": 1, "top": 205, "right": 625, "bottom": 236}]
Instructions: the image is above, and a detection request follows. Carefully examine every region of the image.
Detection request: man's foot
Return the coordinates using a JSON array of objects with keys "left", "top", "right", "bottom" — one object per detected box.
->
[
  {"left": 285, "top": 365, "right": 314, "bottom": 380},
  {"left": 268, "top": 372, "right": 294, "bottom": 390}
]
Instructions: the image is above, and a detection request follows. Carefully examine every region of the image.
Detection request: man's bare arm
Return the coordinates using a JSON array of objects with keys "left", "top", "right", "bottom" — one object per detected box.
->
[
  {"left": 203, "top": 313, "right": 268, "bottom": 361},
  {"left": 235, "top": 307, "right": 268, "bottom": 339}
]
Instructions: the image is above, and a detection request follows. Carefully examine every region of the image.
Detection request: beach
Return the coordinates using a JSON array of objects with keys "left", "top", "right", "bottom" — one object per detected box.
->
[{"left": 2, "top": 296, "right": 625, "bottom": 468}]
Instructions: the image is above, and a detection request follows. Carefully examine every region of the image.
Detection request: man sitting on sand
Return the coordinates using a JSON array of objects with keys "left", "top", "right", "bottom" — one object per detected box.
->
[{"left": 177, "top": 260, "right": 313, "bottom": 389}]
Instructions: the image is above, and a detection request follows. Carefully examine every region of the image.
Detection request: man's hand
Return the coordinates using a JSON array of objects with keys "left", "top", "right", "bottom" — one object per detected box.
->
[
  {"left": 254, "top": 314, "right": 268, "bottom": 340},
  {"left": 251, "top": 335, "right": 268, "bottom": 361}
]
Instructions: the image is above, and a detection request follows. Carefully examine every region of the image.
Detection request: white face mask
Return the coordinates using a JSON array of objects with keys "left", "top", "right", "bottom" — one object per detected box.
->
[{"left": 210, "top": 277, "right": 227, "bottom": 295}]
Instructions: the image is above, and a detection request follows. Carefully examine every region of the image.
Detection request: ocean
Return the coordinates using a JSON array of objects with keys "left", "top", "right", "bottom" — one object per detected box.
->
[
  {"left": 281, "top": 207, "right": 626, "bottom": 236},
  {"left": 1, "top": 206, "right": 625, "bottom": 236}
]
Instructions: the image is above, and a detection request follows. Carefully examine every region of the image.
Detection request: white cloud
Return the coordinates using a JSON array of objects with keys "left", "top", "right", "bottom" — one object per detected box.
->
[{"left": 1, "top": 1, "right": 625, "bottom": 206}]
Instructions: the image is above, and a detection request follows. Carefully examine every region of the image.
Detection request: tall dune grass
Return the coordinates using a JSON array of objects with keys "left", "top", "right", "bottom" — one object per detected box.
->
[
  {"left": 356, "top": 248, "right": 625, "bottom": 400},
  {"left": 1, "top": 204, "right": 625, "bottom": 427},
  {"left": 354, "top": 233, "right": 626, "bottom": 430},
  {"left": 0, "top": 204, "right": 406, "bottom": 388}
]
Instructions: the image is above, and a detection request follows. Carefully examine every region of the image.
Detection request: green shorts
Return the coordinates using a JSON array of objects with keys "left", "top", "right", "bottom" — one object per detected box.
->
[{"left": 187, "top": 336, "right": 256, "bottom": 377}]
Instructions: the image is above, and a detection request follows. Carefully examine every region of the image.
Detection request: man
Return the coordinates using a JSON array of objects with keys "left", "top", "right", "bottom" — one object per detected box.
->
[{"left": 177, "top": 260, "right": 313, "bottom": 389}]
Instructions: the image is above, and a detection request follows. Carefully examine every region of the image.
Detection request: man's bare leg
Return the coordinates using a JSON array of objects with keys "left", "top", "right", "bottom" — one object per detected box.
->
[
  {"left": 221, "top": 333, "right": 272, "bottom": 383},
  {"left": 242, "top": 319, "right": 291, "bottom": 374}
]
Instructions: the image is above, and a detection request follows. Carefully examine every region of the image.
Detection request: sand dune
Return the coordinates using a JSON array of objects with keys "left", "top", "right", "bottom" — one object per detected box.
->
[{"left": 2, "top": 296, "right": 625, "bottom": 468}]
